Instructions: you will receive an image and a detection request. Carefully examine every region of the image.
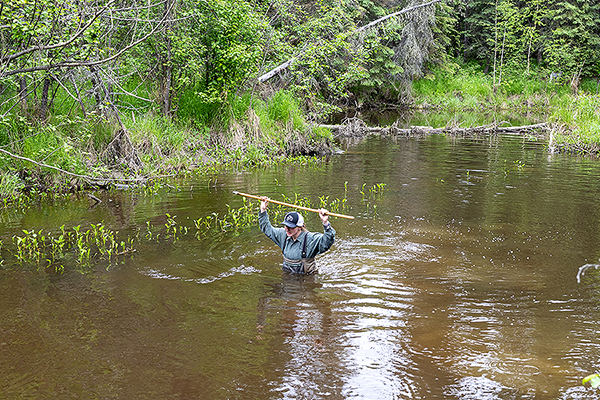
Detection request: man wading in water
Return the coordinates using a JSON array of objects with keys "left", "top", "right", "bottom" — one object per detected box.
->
[{"left": 259, "top": 196, "right": 336, "bottom": 274}]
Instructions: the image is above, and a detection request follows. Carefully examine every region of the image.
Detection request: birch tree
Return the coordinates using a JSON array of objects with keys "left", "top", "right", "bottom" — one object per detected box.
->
[{"left": 0, "top": 0, "right": 172, "bottom": 119}]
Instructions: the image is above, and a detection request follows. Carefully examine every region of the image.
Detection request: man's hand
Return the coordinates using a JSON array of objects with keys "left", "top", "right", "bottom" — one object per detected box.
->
[
  {"left": 260, "top": 197, "right": 269, "bottom": 213},
  {"left": 319, "top": 208, "right": 330, "bottom": 226}
]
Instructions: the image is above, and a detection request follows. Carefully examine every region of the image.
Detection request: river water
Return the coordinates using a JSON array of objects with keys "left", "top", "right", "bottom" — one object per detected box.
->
[{"left": 2, "top": 133, "right": 600, "bottom": 399}]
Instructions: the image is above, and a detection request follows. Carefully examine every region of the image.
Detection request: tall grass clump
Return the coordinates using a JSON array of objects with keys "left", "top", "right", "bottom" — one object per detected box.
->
[
  {"left": 251, "top": 89, "right": 309, "bottom": 151},
  {"left": 266, "top": 90, "right": 306, "bottom": 132},
  {"left": 0, "top": 112, "right": 89, "bottom": 186},
  {"left": 0, "top": 171, "right": 24, "bottom": 198},
  {"left": 580, "top": 78, "right": 600, "bottom": 95},
  {"left": 176, "top": 86, "right": 223, "bottom": 128},
  {"left": 550, "top": 93, "right": 600, "bottom": 145},
  {"left": 412, "top": 62, "right": 493, "bottom": 109}
]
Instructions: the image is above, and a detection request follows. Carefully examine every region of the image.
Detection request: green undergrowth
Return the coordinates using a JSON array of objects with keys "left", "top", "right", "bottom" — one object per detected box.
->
[
  {"left": 548, "top": 93, "right": 600, "bottom": 154},
  {"left": 0, "top": 89, "right": 335, "bottom": 200},
  {"left": 412, "top": 62, "right": 563, "bottom": 110},
  {"left": 549, "top": 93, "right": 600, "bottom": 143},
  {"left": 413, "top": 62, "right": 494, "bottom": 110}
]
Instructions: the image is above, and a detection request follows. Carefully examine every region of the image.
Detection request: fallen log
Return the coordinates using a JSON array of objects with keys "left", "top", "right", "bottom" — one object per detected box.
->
[{"left": 319, "top": 121, "right": 550, "bottom": 138}]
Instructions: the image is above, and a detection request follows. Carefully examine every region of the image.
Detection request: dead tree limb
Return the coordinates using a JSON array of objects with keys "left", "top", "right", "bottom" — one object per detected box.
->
[
  {"left": 0, "top": 147, "right": 148, "bottom": 183},
  {"left": 321, "top": 122, "right": 550, "bottom": 138},
  {"left": 352, "top": 0, "right": 441, "bottom": 35}
]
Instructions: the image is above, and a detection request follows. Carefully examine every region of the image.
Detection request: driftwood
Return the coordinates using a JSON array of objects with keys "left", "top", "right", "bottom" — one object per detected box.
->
[
  {"left": 319, "top": 119, "right": 550, "bottom": 139},
  {"left": 257, "top": 0, "right": 442, "bottom": 83}
]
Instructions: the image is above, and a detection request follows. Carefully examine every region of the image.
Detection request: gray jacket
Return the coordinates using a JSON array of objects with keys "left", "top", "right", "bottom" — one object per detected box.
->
[{"left": 258, "top": 211, "right": 335, "bottom": 260}]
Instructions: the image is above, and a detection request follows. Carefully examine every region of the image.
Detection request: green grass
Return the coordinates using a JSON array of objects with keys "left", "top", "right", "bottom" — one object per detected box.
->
[
  {"left": 549, "top": 93, "right": 600, "bottom": 145},
  {"left": 411, "top": 60, "right": 600, "bottom": 151},
  {"left": 412, "top": 62, "right": 494, "bottom": 109},
  {"left": 0, "top": 171, "right": 25, "bottom": 198}
]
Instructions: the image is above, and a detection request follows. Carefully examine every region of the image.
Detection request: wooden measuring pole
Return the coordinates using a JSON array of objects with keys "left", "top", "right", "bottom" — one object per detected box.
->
[{"left": 233, "top": 191, "right": 355, "bottom": 220}]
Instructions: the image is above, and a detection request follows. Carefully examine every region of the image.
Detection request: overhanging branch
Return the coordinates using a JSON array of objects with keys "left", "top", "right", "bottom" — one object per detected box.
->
[{"left": 0, "top": 0, "right": 174, "bottom": 78}]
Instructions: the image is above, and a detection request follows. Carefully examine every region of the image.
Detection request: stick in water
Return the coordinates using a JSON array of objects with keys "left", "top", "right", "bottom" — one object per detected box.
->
[{"left": 233, "top": 191, "right": 355, "bottom": 220}]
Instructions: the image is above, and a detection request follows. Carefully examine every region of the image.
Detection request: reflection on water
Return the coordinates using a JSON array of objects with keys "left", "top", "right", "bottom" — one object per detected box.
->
[{"left": 3, "top": 134, "right": 600, "bottom": 399}]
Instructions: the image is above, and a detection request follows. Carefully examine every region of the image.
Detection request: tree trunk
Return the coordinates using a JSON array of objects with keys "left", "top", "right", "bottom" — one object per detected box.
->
[
  {"left": 18, "top": 76, "right": 28, "bottom": 109},
  {"left": 70, "top": 75, "right": 87, "bottom": 117},
  {"left": 39, "top": 76, "right": 51, "bottom": 119},
  {"left": 498, "top": 25, "right": 506, "bottom": 86},
  {"left": 89, "top": 66, "right": 103, "bottom": 107},
  {"left": 161, "top": 0, "right": 174, "bottom": 118}
]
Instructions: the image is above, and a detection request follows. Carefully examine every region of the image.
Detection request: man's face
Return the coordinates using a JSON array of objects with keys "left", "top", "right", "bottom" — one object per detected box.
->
[{"left": 284, "top": 225, "right": 300, "bottom": 238}]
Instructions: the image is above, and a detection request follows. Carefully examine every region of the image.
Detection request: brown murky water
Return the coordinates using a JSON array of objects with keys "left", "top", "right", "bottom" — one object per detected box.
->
[{"left": 2, "top": 134, "right": 600, "bottom": 399}]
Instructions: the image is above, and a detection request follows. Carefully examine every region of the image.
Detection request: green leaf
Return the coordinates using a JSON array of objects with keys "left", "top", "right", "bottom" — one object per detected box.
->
[{"left": 583, "top": 374, "right": 600, "bottom": 388}]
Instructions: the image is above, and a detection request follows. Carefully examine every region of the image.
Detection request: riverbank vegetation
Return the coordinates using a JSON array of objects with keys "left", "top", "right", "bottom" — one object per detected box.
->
[{"left": 1, "top": 0, "right": 600, "bottom": 198}]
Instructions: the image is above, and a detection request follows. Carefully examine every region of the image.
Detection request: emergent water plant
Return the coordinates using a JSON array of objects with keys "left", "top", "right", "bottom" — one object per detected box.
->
[
  {"left": 10, "top": 223, "right": 135, "bottom": 271},
  {"left": 6, "top": 193, "right": 352, "bottom": 271}
]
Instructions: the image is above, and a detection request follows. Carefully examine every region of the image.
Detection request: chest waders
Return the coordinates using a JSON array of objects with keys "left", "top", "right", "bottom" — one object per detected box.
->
[{"left": 281, "top": 233, "right": 317, "bottom": 275}]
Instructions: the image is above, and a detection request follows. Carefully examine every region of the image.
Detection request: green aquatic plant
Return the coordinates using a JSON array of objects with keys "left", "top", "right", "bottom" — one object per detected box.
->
[
  {"left": 369, "top": 182, "right": 386, "bottom": 196},
  {"left": 143, "top": 180, "right": 167, "bottom": 195},
  {"left": 9, "top": 222, "right": 134, "bottom": 271},
  {"left": 514, "top": 159, "right": 525, "bottom": 172},
  {"left": 361, "top": 182, "right": 386, "bottom": 200},
  {"left": 51, "top": 225, "right": 68, "bottom": 259},
  {"left": 145, "top": 221, "right": 153, "bottom": 240},
  {"left": 358, "top": 182, "right": 386, "bottom": 218},
  {"left": 318, "top": 195, "right": 329, "bottom": 208},
  {"left": 583, "top": 373, "right": 600, "bottom": 389},
  {"left": 165, "top": 213, "right": 178, "bottom": 240},
  {"left": 12, "top": 229, "right": 47, "bottom": 264},
  {"left": 360, "top": 183, "right": 367, "bottom": 199}
]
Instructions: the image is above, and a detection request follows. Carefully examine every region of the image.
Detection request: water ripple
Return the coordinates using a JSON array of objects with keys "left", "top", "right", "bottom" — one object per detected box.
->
[{"left": 141, "top": 265, "right": 261, "bottom": 284}]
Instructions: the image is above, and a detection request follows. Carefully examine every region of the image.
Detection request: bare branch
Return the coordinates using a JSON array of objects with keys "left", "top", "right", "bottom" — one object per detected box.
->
[
  {"left": 1, "top": 0, "right": 175, "bottom": 78},
  {"left": 1, "top": 0, "right": 116, "bottom": 65},
  {"left": 0, "top": 147, "right": 158, "bottom": 183},
  {"left": 96, "top": 65, "right": 152, "bottom": 102},
  {"left": 0, "top": 147, "right": 103, "bottom": 182}
]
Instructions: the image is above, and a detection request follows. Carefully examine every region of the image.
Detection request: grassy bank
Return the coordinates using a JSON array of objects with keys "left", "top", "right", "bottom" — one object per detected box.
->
[
  {"left": 0, "top": 89, "right": 334, "bottom": 199},
  {"left": 412, "top": 62, "right": 600, "bottom": 155},
  {"left": 2, "top": 62, "right": 600, "bottom": 201}
]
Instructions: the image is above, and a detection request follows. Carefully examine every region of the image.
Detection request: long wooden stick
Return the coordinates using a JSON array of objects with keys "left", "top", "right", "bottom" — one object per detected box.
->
[{"left": 233, "top": 191, "right": 355, "bottom": 220}]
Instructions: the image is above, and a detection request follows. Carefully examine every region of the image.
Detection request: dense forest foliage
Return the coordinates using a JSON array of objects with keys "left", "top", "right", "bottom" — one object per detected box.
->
[{"left": 1, "top": 0, "right": 600, "bottom": 194}]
